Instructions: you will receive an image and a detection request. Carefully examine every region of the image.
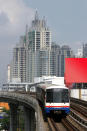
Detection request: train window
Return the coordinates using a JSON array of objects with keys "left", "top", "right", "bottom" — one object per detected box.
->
[
  {"left": 46, "top": 89, "right": 53, "bottom": 102},
  {"left": 62, "top": 89, "right": 69, "bottom": 102},
  {"left": 53, "top": 91, "right": 61, "bottom": 102},
  {"left": 46, "top": 88, "right": 69, "bottom": 103}
]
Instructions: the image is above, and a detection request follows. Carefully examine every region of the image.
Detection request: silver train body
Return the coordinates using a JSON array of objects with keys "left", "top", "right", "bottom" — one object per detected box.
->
[{"left": 36, "top": 83, "right": 70, "bottom": 115}]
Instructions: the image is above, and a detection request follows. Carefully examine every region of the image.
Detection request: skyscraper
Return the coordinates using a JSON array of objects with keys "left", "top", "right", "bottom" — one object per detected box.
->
[
  {"left": 28, "top": 11, "right": 51, "bottom": 51},
  {"left": 75, "top": 48, "right": 83, "bottom": 58},
  {"left": 58, "top": 45, "right": 73, "bottom": 76},
  {"left": 83, "top": 43, "right": 87, "bottom": 58},
  {"left": 12, "top": 44, "right": 26, "bottom": 82},
  {"left": 26, "top": 11, "right": 51, "bottom": 82},
  {"left": 10, "top": 11, "right": 52, "bottom": 83},
  {"left": 50, "top": 44, "right": 73, "bottom": 77},
  {"left": 8, "top": 11, "right": 73, "bottom": 83}
]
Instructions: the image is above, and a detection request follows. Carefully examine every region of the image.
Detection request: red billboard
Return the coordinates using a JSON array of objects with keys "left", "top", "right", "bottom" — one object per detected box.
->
[{"left": 65, "top": 58, "right": 87, "bottom": 84}]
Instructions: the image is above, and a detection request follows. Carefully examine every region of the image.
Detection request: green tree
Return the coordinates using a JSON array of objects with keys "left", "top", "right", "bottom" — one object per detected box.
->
[{"left": 0, "top": 107, "right": 10, "bottom": 131}]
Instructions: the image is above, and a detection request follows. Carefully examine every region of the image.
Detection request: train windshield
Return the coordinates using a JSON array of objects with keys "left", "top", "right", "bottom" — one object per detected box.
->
[{"left": 46, "top": 88, "right": 69, "bottom": 103}]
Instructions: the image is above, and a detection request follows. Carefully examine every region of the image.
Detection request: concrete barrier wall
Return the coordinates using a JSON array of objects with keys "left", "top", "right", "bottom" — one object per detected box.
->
[
  {"left": 0, "top": 92, "right": 47, "bottom": 131},
  {"left": 70, "top": 89, "right": 87, "bottom": 101}
]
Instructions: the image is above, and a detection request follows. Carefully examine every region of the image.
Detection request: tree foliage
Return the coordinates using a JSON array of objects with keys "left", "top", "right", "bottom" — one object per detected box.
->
[{"left": 0, "top": 107, "right": 10, "bottom": 130}]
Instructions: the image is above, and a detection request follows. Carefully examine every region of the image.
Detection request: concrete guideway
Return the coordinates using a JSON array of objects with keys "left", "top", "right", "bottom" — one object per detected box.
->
[{"left": 0, "top": 91, "right": 46, "bottom": 131}]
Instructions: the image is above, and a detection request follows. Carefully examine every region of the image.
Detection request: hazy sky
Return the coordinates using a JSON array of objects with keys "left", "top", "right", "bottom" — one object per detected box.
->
[{"left": 0, "top": 0, "right": 87, "bottom": 85}]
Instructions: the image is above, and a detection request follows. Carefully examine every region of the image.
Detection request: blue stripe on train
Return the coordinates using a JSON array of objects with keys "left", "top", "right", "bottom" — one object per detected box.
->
[{"left": 45, "top": 107, "right": 70, "bottom": 114}]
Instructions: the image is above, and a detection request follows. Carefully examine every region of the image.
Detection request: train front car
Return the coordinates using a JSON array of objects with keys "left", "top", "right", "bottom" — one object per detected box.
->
[{"left": 45, "top": 85, "right": 70, "bottom": 116}]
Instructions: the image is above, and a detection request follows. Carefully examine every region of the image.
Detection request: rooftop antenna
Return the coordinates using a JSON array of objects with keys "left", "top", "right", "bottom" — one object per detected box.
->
[
  {"left": 43, "top": 16, "right": 46, "bottom": 27},
  {"left": 35, "top": 9, "right": 39, "bottom": 20},
  {"left": 26, "top": 24, "right": 28, "bottom": 34},
  {"left": 25, "top": 24, "right": 29, "bottom": 48}
]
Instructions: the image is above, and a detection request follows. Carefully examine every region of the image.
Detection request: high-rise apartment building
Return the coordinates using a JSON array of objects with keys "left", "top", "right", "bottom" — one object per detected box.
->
[
  {"left": 26, "top": 11, "right": 51, "bottom": 82},
  {"left": 8, "top": 11, "right": 73, "bottom": 83},
  {"left": 50, "top": 44, "right": 73, "bottom": 77},
  {"left": 50, "top": 43, "right": 60, "bottom": 76},
  {"left": 11, "top": 40, "right": 27, "bottom": 82},
  {"left": 83, "top": 44, "right": 87, "bottom": 58},
  {"left": 75, "top": 48, "right": 83, "bottom": 58},
  {"left": 7, "top": 65, "right": 11, "bottom": 83},
  {"left": 28, "top": 11, "right": 51, "bottom": 51},
  {"left": 57, "top": 45, "right": 73, "bottom": 76},
  {"left": 9, "top": 11, "right": 52, "bottom": 83}
]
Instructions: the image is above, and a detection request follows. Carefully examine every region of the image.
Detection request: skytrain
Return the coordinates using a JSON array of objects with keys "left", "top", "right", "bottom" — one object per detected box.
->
[{"left": 36, "top": 77, "right": 70, "bottom": 116}]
